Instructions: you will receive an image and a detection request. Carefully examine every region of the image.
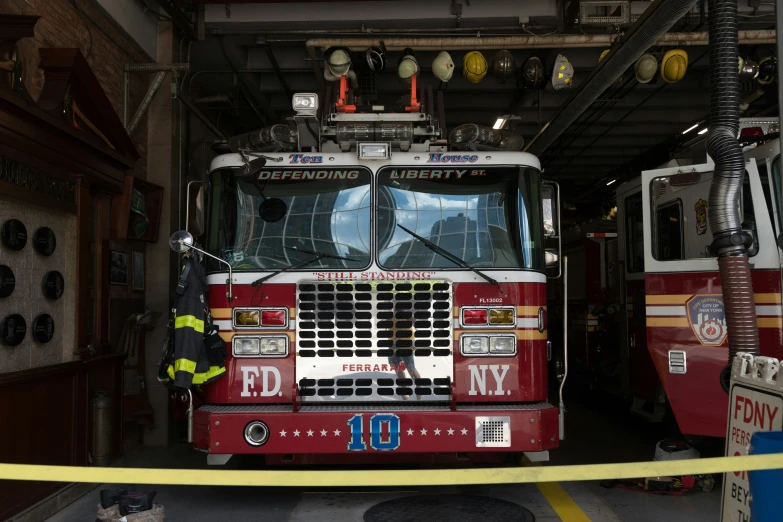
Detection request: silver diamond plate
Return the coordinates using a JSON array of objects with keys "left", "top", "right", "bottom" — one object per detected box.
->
[{"left": 475, "top": 415, "right": 511, "bottom": 448}]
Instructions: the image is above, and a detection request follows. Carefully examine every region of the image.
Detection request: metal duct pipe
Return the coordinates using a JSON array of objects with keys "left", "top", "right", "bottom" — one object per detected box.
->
[
  {"left": 304, "top": 31, "right": 775, "bottom": 52},
  {"left": 706, "top": 0, "right": 759, "bottom": 364}
]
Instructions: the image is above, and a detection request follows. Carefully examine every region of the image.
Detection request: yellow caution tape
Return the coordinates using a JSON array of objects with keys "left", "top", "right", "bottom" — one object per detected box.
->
[{"left": 0, "top": 454, "right": 782, "bottom": 487}]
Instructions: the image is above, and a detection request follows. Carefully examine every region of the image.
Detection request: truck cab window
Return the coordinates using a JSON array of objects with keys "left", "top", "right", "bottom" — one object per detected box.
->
[
  {"left": 655, "top": 200, "right": 683, "bottom": 261},
  {"left": 624, "top": 193, "right": 644, "bottom": 273}
]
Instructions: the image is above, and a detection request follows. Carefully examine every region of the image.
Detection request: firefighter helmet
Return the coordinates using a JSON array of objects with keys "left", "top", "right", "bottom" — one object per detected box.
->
[
  {"left": 492, "top": 50, "right": 515, "bottom": 84},
  {"left": 463, "top": 51, "right": 488, "bottom": 83},
  {"left": 660, "top": 49, "right": 688, "bottom": 83},
  {"left": 635, "top": 54, "right": 658, "bottom": 83},
  {"left": 325, "top": 47, "right": 352, "bottom": 77},
  {"left": 551, "top": 54, "right": 574, "bottom": 90},
  {"left": 398, "top": 48, "right": 420, "bottom": 83},
  {"left": 432, "top": 51, "right": 455, "bottom": 82},
  {"left": 521, "top": 56, "right": 545, "bottom": 89},
  {"left": 758, "top": 56, "right": 777, "bottom": 85},
  {"left": 366, "top": 47, "right": 385, "bottom": 73},
  {"left": 738, "top": 57, "right": 759, "bottom": 80}
]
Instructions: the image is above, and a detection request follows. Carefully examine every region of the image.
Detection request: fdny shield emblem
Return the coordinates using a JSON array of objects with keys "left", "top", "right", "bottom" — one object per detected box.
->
[
  {"left": 687, "top": 294, "right": 727, "bottom": 346},
  {"left": 694, "top": 199, "right": 708, "bottom": 235}
]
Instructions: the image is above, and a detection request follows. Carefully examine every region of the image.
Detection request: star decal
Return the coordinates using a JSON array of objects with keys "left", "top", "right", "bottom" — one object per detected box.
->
[
  {"left": 307, "top": 429, "right": 314, "bottom": 437},
  {"left": 447, "top": 428, "right": 455, "bottom": 436},
  {"left": 420, "top": 428, "right": 428, "bottom": 435},
  {"left": 406, "top": 428, "right": 414, "bottom": 436},
  {"left": 293, "top": 429, "right": 300, "bottom": 437},
  {"left": 433, "top": 428, "right": 441, "bottom": 436},
  {"left": 280, "top": 429, "right": 287, "bottom": 437},
  {"left": 333, "top": 429, "right": 341, "bottom": 436},
  {"left": 320, "top": 429, "right": 328, "bottom": 436},
  {"left": 460, "top": 428, "right": 468, "bottom": 435}
]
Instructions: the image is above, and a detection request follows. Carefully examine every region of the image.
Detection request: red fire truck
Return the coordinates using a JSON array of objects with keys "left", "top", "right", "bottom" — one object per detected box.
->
[
  {"left": 600, "top": 118, "right": 781, "bottom": 439},
  {"left": 174, "top": 88, "right": 564, "bottom": 465}
]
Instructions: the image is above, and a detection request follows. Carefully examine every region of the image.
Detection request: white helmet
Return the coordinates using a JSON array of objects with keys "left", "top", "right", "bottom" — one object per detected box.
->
[
  {"left": 326, "top": 48, "right": 351, "bottom": 77},
  {"left": 432, "top": 51, "right": 455, "bottom": 82},
  {"left": 398, "top": 51, "right": 420, "bottom": 83}
]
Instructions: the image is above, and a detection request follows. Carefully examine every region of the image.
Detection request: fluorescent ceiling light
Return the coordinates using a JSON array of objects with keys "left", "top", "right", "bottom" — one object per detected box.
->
[
  {"left": 493, "top": 118, "right": 506, "bottom": 130},
  {"left": 682, "top": 124, "right": 700, "bottom": 134},
  {"left": 698, "top": 128, "right": 708, "bottom": 135},
  {"left": 606, "top": 179, "right": 616, "bottom": 186}
]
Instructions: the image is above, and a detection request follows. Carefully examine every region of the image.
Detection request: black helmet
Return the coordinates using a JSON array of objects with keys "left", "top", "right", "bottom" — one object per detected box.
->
[
  {"left": 758, "top": 56, "right": 777, "bottom": 85},
  {"left": 366, "top": 47, "right": 385, "bottom": 73},
  {"left": 522, "top": 56, "right": 545, "bottom": 89},
  {"left": 493, "top": 50, "right": 515, "bottom": 84}
]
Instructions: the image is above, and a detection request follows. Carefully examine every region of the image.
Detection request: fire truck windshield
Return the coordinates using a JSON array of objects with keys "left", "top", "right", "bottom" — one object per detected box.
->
[
  {"left": 211, "top": 167, "right": 372, "bottom": 270},
  {"left": 377, "top": 166, "right": 544, "bottom": 271}
]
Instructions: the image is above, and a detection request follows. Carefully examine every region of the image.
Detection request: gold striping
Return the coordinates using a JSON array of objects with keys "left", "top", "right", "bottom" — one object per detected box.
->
[
  {"left": 645, "top": 294, "right": 692, "bottom": 305},
  {"left": 218, "top": 331, "right": 295, "bottom": 342},
  {"left": 210, "top": 308, "right": 232, "bottom": 319},
  {"left": 758, "top": 317, "right": 783, "bottom": 328},
  {"left": 454, "top": 329, "right": 546, "bottom": 340},
  {"left": 647, "top": 317, "right": 689, "bottom": 327},
  {"left": 517, "top": 306, "right": 546, "bottom": 316},
  {"left": 755, "top": 293, "right": 782, "bottom": 304}
]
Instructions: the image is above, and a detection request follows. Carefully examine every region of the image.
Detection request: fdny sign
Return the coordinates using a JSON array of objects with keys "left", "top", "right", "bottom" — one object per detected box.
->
[
  {"left": 468, "top": 364, "right": 511, "bottom": 396},
  {"left": 240, "top": 366, "right": 282, "bottom": 397},
  {"left": 721, "top": 354, "right": 783, "bottom": 522}
]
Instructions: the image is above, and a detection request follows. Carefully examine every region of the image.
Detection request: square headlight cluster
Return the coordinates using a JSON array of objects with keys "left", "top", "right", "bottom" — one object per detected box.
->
[
  {"left": 233, "top": 308, "right": 288, "bottom": 328},
  {"left": 460, "top": 335, "right": 517, "bottom": 356},
  {"left": 232, "top": 335, "right": 288, "bottom": 357},
  {"left": 461, "top": 307, "right": 516, "bottom": 327}
]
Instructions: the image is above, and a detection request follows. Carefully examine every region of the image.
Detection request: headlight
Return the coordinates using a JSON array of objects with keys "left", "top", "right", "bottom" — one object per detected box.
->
[
  {"left": 233, "top": 337, "right": 260, "bottom": 356},
  {"left": 259, "top": 336, "right": 288, "bottom": 355},
  {"left": 461, "top": 335, "right": 489, "bottom": 355},
  {"left": 490, "top": 336, "right": 516, "bottom": 355},
  {"left": 233, "top": 336, "right": 289, "bottom": 357}
]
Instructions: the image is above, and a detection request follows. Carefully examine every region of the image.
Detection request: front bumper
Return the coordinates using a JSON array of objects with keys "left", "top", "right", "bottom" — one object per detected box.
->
[{"left": 194, "top": 403, "right": 559, "bottom": 455}]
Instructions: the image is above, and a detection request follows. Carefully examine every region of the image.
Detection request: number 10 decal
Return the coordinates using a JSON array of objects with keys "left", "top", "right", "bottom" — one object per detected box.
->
[{"left": 346, "top": 414, "right": 401, "bottom": 451}]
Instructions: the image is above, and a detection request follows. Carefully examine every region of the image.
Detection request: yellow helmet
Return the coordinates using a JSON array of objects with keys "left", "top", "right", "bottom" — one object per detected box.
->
[
  {"left": 463, "top": 51, "right": 488, "bottom": 83},
  {"left": 661, "top": 49, "right": 688, "bottom": 83}
]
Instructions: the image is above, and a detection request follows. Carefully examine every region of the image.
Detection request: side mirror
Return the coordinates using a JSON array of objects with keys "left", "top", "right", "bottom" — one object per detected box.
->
[
  {"left": 542, "top": 181, "right": 562, "bottom": 279},
  {"left": 187, "top": 184, "right": 206, "bottom": 237},
  {"left": 169, "top": 230, "right": 194, "bottom": 253}
]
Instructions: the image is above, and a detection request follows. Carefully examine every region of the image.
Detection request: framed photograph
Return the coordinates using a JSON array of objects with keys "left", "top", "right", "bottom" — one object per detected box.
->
[
  {"left": 110, "top": 251, "right": 129, "bottom": 286},
  {"left": 132, "top": 250, "right": 145, "bottom": 291}
]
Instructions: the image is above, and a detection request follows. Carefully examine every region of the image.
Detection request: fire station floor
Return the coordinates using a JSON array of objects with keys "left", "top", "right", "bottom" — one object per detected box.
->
[{"left": 45, "top": 394, "right": 724, "bottom": 522}]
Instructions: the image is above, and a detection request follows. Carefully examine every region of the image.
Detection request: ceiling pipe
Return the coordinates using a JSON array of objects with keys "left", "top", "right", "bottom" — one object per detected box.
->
[
  {"left": 219, "top": 36, "right": 279, "bottom": 123},
  {"left": 524, "top": 0, "right": 705, "bottom": 157},
  {"left": 303, "top": 30, "right": 774, "bottom": 52}
]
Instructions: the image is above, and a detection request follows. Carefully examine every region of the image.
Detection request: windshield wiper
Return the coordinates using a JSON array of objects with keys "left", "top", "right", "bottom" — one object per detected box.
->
[
  {"left": 251, "top": 246, "right": 358, "bottom": 286},
  {"left": 396, "top": 224, "right": 498, "bottom": 286}
]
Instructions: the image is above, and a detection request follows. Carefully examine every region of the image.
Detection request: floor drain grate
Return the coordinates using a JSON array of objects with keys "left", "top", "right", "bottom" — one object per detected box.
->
[{"left": 363, "top": 494, "right": 535, "bottom": 522}]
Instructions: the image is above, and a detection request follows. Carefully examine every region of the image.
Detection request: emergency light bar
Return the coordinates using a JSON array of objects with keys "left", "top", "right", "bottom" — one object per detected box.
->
[{"left": 358, "top": 142, "right": 390, "bottom": 159}]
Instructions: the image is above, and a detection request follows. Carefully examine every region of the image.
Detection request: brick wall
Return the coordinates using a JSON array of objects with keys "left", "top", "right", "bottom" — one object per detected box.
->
[{"left": 0, "top": 0, "right": 153, "bottom": 176}]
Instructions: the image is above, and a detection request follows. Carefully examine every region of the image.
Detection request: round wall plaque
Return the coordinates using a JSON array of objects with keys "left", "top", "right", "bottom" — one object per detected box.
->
[
  {"left": 2, "top": 314, "right": 27, "bottom": 346},
  {"left": 33, "top": 227, "right": 56, "bottom": 256},
  {"left": 42, "top": 271, "right": 64, "bottom": 300},
  {"left": 1, "top": 219, "right": 27, "bottom": 251},
  {"left": 32, "top": 314, "right": 55, "bottom": 343},
  {"left": 0, "top": 265, "right": 14, "bottom": 298}
]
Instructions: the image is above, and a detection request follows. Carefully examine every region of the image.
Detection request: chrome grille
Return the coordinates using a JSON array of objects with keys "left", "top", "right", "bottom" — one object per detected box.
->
[{"left": 296, "top": 280, "right": 453, "bottom": 401}]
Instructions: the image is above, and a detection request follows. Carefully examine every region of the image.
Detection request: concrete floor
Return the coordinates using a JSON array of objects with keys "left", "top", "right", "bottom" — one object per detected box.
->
[{"left": 46, "top": 393, "right": 723, "bottom": 522}]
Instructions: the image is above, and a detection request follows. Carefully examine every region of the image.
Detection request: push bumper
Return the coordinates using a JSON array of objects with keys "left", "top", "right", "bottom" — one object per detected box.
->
[{"left": 194, "top": 402, "right": 559, "bottom": 455}]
